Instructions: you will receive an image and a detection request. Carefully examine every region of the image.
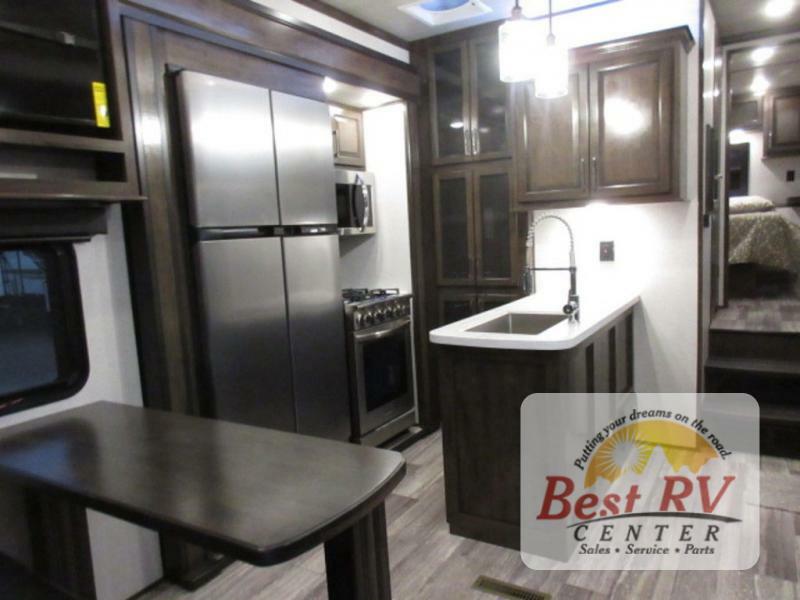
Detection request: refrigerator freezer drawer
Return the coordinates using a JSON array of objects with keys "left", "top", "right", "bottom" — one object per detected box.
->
[
  {"left": 177, "top": 71, "right": 280, "bottom": 228},
  {"left": 195, "top": 237, "right": 295, "bottom": 431},
  {"left": 272, "top": 92, "right": 337, "bottom": 226},
  {"left": 283, "top": 234, "right": 350, "bottom": 441}
]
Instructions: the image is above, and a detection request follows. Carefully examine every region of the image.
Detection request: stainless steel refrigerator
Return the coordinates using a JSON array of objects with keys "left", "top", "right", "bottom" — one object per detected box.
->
[{"left": 176, "top": 70, "right": 350, "bottom": 441}]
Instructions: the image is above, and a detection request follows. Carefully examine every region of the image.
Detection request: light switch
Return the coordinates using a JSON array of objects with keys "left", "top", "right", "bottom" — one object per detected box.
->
[{"left": 600, "top": 241, "right": 615, "bottom": 262}]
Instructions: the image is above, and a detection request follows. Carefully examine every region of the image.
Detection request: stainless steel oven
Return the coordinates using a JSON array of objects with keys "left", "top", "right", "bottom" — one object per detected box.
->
[
  {"left": 336, "top": 170, "right": 375, "bottom": 236},
  {"left": 344, "top": 290, "right": 416, "bottom": 446}
]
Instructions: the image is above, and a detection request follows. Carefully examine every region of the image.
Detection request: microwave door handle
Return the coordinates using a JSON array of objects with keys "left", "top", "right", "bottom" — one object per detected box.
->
[
  {"left": 352, "top": 175, "right": 366, "bottom": 230},
  {"left": 361, "top": 184, "right": 371, "bottom": 231},
  {"left": 354, "top": 317, "right": 410, "bottom": 342}
]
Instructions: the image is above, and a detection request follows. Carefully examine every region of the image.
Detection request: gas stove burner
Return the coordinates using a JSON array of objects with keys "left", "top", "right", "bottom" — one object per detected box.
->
[
  {"left": 368, "top": 288, "right": 400, "bottom": 298},
  {"left": 342, "top": 288, "right": 401, "bottom": 304}
]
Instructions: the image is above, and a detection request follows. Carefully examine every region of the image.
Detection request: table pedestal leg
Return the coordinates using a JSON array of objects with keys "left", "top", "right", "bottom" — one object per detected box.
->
[{"left": 324, "top": 503, "right": 391, "bottom": 600}]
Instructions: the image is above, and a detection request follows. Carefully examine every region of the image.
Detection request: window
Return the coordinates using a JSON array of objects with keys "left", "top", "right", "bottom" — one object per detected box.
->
[{"left": 0, "top": 244, "right": 88, "bottom": 416}]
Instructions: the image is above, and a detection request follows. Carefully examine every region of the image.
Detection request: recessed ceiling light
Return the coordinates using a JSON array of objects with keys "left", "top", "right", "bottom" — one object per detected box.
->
[
  {"left": 764, "top": 0, "right": 794, "bottom": 18},
  {"left": 751, "top": 74, "right": 771, "bottom": 96},
  {"left": 322, "top": 77, "right": 338, "bottom": 95},
  {"left": 751, "top": 46, "right": 775, "bottom": 64}
]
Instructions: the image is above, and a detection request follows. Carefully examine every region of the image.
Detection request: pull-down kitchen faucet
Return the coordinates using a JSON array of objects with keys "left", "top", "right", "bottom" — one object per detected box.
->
[{"left": 521, "top": 214, "right": 580, "bottom": 322}]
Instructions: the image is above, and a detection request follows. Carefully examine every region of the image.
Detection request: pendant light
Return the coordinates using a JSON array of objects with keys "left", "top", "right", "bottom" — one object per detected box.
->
[
  {"left": 498, "top": 0, "right": 537, "bottom": 83},
  {"left": 535, "top": 0, "right": 569, "bottom": 99}
]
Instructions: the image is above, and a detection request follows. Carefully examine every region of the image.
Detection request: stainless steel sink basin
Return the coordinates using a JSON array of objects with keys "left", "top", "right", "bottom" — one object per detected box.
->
[{"left": 467, "top": 313, "right": 566, "bottom": 335}]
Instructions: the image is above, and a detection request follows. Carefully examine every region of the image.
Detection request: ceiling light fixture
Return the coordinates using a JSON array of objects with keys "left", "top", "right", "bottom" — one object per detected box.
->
[
  {"left": 751, "top": 46, "right": 775, "bottom": 65},
  {"left": 322, "top": 77, "right": 337, "bottom": 95},
  {"left": 534, "top": 0, "right": 569, "bottom": 99},
  {"left": 764, "top": 0, "right": 794, "bottom": 18},
  {"left": 498, "top": 0, "right": 537, "bottom": 83}
]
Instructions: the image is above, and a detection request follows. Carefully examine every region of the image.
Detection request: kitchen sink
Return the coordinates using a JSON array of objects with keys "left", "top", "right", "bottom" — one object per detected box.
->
[{"left": 467, "top": 312, "right": 567, "bottom": 335}]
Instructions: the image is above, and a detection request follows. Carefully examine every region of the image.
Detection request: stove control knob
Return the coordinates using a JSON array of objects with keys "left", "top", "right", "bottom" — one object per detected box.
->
[
  {"left": 363, "top": 310, "right": 375, "bottom": 327},
  {"left": 376, "top": 308, "right": 387, "bottom": 321},
  {"left": 354, "top": 312, "right": 363, "bottom": 328}
]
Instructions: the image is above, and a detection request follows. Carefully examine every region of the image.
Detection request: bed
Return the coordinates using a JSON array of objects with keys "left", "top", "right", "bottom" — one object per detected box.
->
[{"left": 729, "top": 195, "right": 800, "bottom": 275}]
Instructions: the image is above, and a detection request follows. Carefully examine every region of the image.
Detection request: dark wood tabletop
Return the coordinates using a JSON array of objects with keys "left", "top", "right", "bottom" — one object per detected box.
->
[{"left": 0, "top": 401, "right": 405, "bottom": 567}]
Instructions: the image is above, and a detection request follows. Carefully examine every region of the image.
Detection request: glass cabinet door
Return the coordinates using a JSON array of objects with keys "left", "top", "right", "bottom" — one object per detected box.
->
[
  {"left": 430, "top": 43, "right": 471, "bottom": 163},
  {"left": 433, "top": 169, "right": 474, "bottom": 285},
  {"left": 474, "top": 164, "right": 516, "bottom": 286},
  {"left": 470, "top": 37, "right": 510, "bottom": 159}
]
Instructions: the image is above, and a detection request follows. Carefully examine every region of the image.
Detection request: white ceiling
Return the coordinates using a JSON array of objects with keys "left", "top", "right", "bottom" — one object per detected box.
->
[
  {"left": 318, "top": 0, "right": 617, "bottom": 42},
  {"left": 710, "top": 0, "right": 800, "bottom": 42},
  {"left": 728, "top": 40, "right": 800, "bottom": 94}
]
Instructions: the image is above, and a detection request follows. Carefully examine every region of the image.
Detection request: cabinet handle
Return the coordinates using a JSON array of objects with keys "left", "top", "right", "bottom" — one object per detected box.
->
[
  {"left": 591, "top": 156, "right": 598, "bottom": 186},
  {"left": 464, "top": 128, "right": 473, "bottom": 156},
  {"left": 472, "top": 128, "right": 481, "bottom": 156}
]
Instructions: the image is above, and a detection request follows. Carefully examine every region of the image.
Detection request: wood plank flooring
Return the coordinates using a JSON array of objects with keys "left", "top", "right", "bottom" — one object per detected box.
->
[{"left": 139, "top": 432, "right": 800, "bottom": 600}]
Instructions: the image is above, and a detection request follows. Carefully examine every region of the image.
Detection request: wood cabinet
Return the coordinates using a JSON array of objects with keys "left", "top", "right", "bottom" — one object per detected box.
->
[
  {"left": 513, "top": 28, "right": 690, "bottom": 208},
  {"left": 436, "top": 310, "right": 634, "bottom": 549},
  {"left": 764, "top": 86, "right": 800, "bottom": 157},
  {"left": 331, "top": 106, "right": 365, "bottom": 168},
  {"left": 429, "top": 36, "right": 510, "bottom": 165},
  {"left": 438, "top": 289, "right": 521, "bottom": 326},
  {"left": 433, "top": 162, "right": 519, "bottom": 287},
  {"left": 514, "top": 66, "right": 589, "bottom": 202}
]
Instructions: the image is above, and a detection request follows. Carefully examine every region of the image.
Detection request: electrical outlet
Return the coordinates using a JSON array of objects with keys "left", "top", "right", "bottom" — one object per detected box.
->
[
  {"left": 600, "top": 241, "right": 615, "bottom": 262},
  {"left": 787, "top": 170, "right": 796, "bottom": 182}
]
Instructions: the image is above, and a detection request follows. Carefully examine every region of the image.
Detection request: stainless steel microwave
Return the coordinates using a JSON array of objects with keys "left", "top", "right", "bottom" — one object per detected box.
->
[{"left": 336, "top": 169, "right": 375, "bottom": 236}]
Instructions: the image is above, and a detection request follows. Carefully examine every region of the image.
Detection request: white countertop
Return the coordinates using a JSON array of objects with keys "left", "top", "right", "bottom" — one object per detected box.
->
[{"left": 429, "top": 289, "right": 641, "bottom": 351}]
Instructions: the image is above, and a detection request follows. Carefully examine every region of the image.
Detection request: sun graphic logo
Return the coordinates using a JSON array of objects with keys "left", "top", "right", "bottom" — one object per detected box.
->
[{"left": 584, "top": 420, "right": 719, "bottom": 488}]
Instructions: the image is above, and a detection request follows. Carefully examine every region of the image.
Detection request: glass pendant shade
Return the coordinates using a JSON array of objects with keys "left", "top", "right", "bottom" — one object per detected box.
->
[
  {"left": 535, "top": 34, "right": 569, "bottom": 99},
  {"left": 498, "top": 10, "right": 538, "bottom": 83}
]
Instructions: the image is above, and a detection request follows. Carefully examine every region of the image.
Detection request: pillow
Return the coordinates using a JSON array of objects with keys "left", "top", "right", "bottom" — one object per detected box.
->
[{"left": 730, "top": 195, "right": 775, "bottom": 214}]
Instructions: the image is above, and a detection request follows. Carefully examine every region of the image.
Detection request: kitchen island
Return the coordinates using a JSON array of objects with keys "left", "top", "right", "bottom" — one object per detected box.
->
[{"left": 429, "top": 291, "right": 640, "bottom": 549}]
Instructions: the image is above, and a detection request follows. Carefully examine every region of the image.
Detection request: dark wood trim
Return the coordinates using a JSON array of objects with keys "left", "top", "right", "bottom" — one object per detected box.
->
[
  {"left": 697, "top": 0, "right": 706, "bottom": 392},
  {"left": 117, "top": 0, "right": 420, "bottom": 100},
  {"left": 409, "top": 42, "right": 440, "bottom": 433},
  {"left": 291, "top": 0, "right": 409, "bottom": 50}
]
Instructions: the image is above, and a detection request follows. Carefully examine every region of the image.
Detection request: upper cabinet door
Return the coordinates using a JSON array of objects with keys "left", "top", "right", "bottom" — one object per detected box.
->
[
  {"left": 433, "top": 169, "right": 474, "bottom": 285},
  {"left": 272, "top": 92, "right": 337, "bottom": 225},
  {"left": 590, "top": 47, "right": 674, "bottom": 198},
  {"left": 176, "top": 71, "right": 279, "bottom": 228},
  {"left": 764, "top": 87, "right": 800, "bottom": 157},
  {"left": 514, "top": 66, "right": 589, "bottom": 204},
  {"left": 332, "top": 107, "right": 366, "bottom": 168},
  {"left": 469, "top": 37, "right": 510, "bottom": 160},
  {"left": 474, "top": 163, "right": 516, "bottom": 287},
  {"left": 430, "top": 43, "right": 472, "bottom": 164}
]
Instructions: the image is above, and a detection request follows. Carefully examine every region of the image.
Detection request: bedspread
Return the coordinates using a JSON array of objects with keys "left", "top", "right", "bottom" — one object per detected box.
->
[{"left": 729, "top": 211, "right": 800, "bottom": 274}]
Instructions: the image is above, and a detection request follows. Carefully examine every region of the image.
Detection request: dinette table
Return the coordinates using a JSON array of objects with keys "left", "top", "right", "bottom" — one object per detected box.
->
[{"left": 0, "top": 401, "right": 405, "bottom": 599}]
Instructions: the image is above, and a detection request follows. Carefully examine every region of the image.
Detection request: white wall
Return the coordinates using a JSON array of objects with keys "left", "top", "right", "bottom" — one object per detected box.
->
[
  {"left": 339, "top": 103, "right": 414, "bottom": 293},
  {"left": 733, "top": 129, "right": 800, "bottom": 204},
  {"left": 530, "top": 6, "right": 701, "bottom": 393},
  {"left": 250, "top": 0, "right": 409, "bottom": 63},
  {"left": 0, "top": 206, "right": 163, "bottom": 600}
]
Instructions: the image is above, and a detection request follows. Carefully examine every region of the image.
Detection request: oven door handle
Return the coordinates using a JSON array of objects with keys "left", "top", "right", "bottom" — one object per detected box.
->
[{"left": 354, "top": 317, "right": 410, "bottom": 342}]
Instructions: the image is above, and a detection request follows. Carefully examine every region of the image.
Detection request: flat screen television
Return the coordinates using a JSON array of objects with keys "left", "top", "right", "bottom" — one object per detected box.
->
[{"left": 0, "top": 0, "right": 110, "bottom": 134}]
